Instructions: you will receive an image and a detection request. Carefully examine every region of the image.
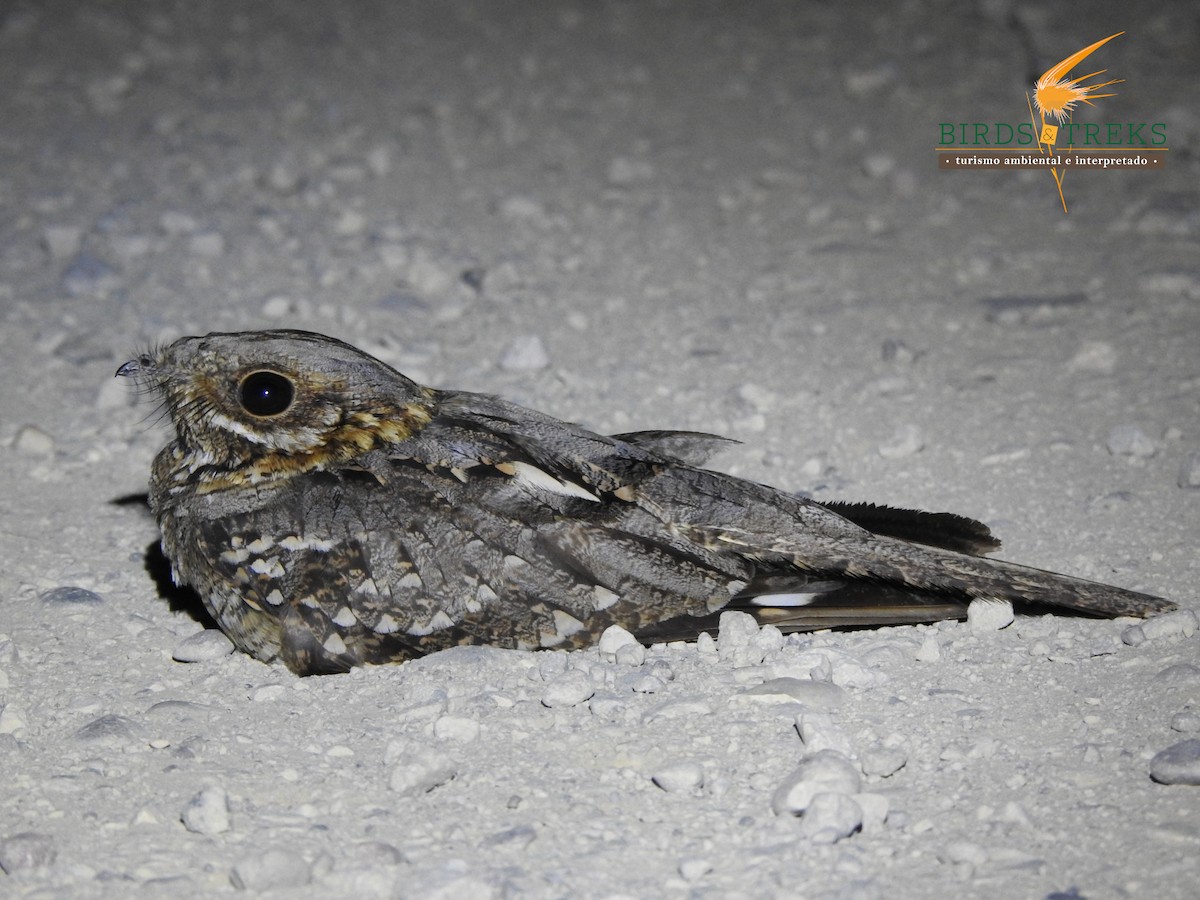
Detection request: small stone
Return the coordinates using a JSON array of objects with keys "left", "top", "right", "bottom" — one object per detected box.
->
[
  {"left": 39, "top": 586, "right": 103, "bottom": 605},
  {"left": 42, "top": 225, "right": 83, "bottom": 260},
  {"left": 386, "top": 746, "right": 458, "bottom": 796},
  {"left": 433, "top": 716, "right": 480, "bottom": 743},
  {"left": 678, "top": 857, "right": 712, "bottom": 881},
  {"left": 172, "top": 629, "right": 235, "bottom": 662},
  {"left": 942, "top": 840, "right": 989, "bottom": 866},
  {"left": 265, "top": 163, "right": 301, "bottom": 193},
  {"left": 181, "top": 786, "right": 231, "bottom": 835},
  {"left": 795, "top": 710, "right": 855, "bottom": 755},
  {"left": 1178, "top": 452, "right": 1200, "bottom": 489},
  {"left": 1121, "top": 624, "right": 1146, "bottom": 647},
  {"left": 13, "top": 425, "right": 55, "bottom": 456},
  {"left": 74, "top": 714, "right": 141, "bottom": 746},
  {"left": 334, "top": 209, "right": 367, "bottom": 236},
  {"left": 740, "top": 678, "right": 848, "bottom": 710},
  {"left": 597, "top": 625, "right": 644, "bottom": 665},
  {"left": 862, "top": 153, "right": 895, "bottom": 179},
  {"left": 738, "top": 382, "right": 778, "bottom": 413},
  {"left": 250, "top": 684, "right": 286, "bottom": 702},
  {"left": 1140, "top": 610, "right": 1198, "bottom": 642},
  {"left": 541, "top": 669, "right": 595, "bottom": 708},
  {"left": 1066, "top": 340, "right": 1117, "bottom": 373},
  {"left": 1106, "top": 424, "right": 1156, "bottom": 457},
  {"left": 499, "top": 334, "right": 550, "bottom": 371},
  {"left": 967, "top": 598, "right": 1014, "bottom": 632},
  {"left": 1155, "top": 663, "right": 1200, "bottom": 685},
  {"left": 230, "top": 848, "right": 312, "bottom": 891},
  {"left": 881, "top": 338, "right": 917, "bottom": 364},
  {"left": 1146, "top": 738, "right": 1199, "bottom": 785},
  {"left": 798, "top": 792, "right": 863, "bottom": 843},
  {"left": 0, "top": 832, "right": 57, "bottom": 873},
  {"left": 652, "top": 762, "right": 705, "bottom": 793},
  {"left": 717, "top": 611, "right": 764, "bottom": 666},
  {"left": 615, "top": 643, "right": 646, "bottom": 667},
  {"left": 860, "top": 745, "right": 907, "bottom": 778},
  {"left": 854, "top": 792, "right": 890, "bottom": 833},
  {"left": 916, "top": 632, "right": 942, "bottom": 662},
  {"left": 261, "top": 294, "right": 296, "bottom": 318},
  {"left": 631, "top": 674, "right": 665, "bottom": 693},
  {"left": 1170, "top": 711, "right": 1200, "bottom": 733},
  {"left": 878, "top": 423, "right": 923, "bottom": 459},
  {"left": 772, "top": 750, "right": 862, "bottom": 816}
]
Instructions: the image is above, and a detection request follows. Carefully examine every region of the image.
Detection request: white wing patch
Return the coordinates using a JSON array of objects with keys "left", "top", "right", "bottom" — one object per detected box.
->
[{"left": 495, "top": 460, "right": 599, "bottom": 503}]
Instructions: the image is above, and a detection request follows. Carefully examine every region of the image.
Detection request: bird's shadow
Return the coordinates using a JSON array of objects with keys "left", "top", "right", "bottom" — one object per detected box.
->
[{"left": 113, "top": 492, "right": 218, "bottom": 630}]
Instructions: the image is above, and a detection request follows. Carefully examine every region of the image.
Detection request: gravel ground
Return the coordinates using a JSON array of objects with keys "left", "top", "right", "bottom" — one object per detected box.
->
[{"left": 1, "top": 1, "right": 1198, "bottom": 897}]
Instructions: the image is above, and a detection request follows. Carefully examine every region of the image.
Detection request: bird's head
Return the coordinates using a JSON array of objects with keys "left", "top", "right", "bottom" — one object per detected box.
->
[{"left": 118, "top": 329, "right": 433, "bottom": 486}]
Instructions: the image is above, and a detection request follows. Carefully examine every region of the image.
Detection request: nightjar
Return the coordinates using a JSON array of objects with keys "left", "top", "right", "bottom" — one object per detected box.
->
[{"left": 119, "top": 330, "right": 1175, "bottom": 675}]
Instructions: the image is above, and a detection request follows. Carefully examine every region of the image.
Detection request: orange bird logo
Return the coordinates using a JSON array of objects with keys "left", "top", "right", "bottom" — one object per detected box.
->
[{"left": 1027, "top": 32, "right": 1124, "bottom": 212}]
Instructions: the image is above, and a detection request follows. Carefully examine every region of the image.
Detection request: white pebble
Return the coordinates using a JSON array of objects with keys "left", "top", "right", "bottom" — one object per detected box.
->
[
  {"left": 631, "top": 675, "right": 665, "bottom": 693},
  {"left": 854, "top": 792, "right": 890, "bottom": 833},
  {"left": 860, "top": 745, "right": 907, "bottom": 778},
  {"left": 597, "top": 625, "right": 644, "bottom": 665},
  {"left": 967, "top": 598, "right": 1014, "bottom": 633},
  {"left": 798, "top": 792, "right": 863, "bottom": 843},
  {"left": 771, "top": 750, "right": 862, "bottom": 816},
  {"left": 916, "top": 632, "right": 942, "bottom": 662},
  {"left": 1106, "top": 424, "right": 1155, "bottom": 457},
  {"left": 42, "top": 225, "right": 83, "bottom": 260},
  {"left": 1067, "top": 340, "right": 1117, "bottom": 374},
  {"left": 861, "top": 153, "right": 895, "bottom": 179},
  {"left": 13, "top": 425, "right": 55, "bottom": 456},
  {"left": 387, "top": 747, "right": 458, "bottom": 796},
  {"left": 1150, "top": 738, "right": 1200, "bottom": 785},
  {"left": 1178, "top": 452, "right": 1200, "bottom": 489},
  {"left": 1121, "top": 625, "right": 1146, "bottom": 647},
  {"left": 499, "top": 334, "right": 550, "bottom": 371},
  {"left": 1171, "top": 711, "right": 1200, "bottom": 733},
  {"left": 878, "top": 423, "right": 924, "bottom": 459},
  {"left": 541, "top": 669, "right": 594, "bottom": 708},
  {"left": 941, "top": 840, "right": 989, "bottom": 866},
  {"left": 678, "top": 856, "right": 712, "bottom": 881},
  {"left": 433, "top": 716, "right": 480, "bottom": 743},
  {"left": 652, "top": 762, "right": 705, "bottom": 793},
  {"left": 717, "top": 611, "right": 766, "bottom": 666},
  {"left": 738, "top": 382, "right": 778, "bottom": 413},
  {"left": 181, "top": 786, "right": 230, "bottom": 835},
  {"left": 172, "top": 629, "right": 235, "bottom": 662},
  {"left": 739, "top": 678, "right": 848, "bottom": 710},
  {"left": 261, "top": 294, "right": 296, "bottom": 318},
  {"left": 615, "top": 643, "right": 646, "bottom": 667},
  {"left": 1137, "top": 610, "right": 1198, "bottom": 643},
  {"left": 230, "top": 848, "right": 312, "bottom": 891},
  {"left": 795, "top": 711, "right": 855, "bottom": 755},
  {"left": 250, "top": 684, "right": 286, "bottom": 702}
]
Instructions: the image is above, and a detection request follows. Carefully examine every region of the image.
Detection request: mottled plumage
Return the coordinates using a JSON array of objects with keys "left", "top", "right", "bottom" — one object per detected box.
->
[{"left": 119, "top": 330, "right": 1174, "bottom": 675}]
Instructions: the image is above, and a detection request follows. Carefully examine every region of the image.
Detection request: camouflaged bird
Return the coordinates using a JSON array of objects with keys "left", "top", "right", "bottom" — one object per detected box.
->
[{"left": 118, "top": 329, "right": 1175, "bottom": 675}]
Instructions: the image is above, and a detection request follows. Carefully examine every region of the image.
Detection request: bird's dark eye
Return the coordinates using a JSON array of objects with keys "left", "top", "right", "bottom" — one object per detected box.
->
[{"left": 238, "top": 371, "right": 295, "bottom": 417}]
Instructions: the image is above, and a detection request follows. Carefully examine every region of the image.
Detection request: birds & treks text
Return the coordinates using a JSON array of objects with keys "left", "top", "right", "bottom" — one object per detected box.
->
[{"left": 938, "top": 122, "right": 1167, "bottom": 146}]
